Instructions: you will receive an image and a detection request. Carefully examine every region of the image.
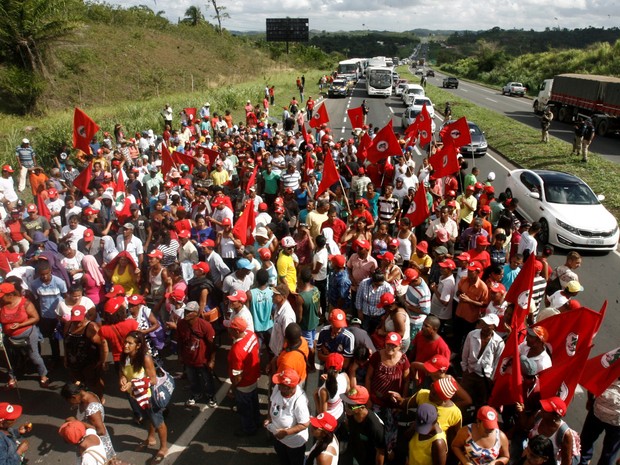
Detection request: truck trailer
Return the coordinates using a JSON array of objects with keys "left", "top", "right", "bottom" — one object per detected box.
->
[{"left": 533, "top": 73, "right": 620, "bottom": 136}]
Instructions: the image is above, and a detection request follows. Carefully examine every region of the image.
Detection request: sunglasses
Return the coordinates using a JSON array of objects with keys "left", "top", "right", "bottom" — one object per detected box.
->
[{"left": 345, "top": 404, "right": 365, "bottom": 411}]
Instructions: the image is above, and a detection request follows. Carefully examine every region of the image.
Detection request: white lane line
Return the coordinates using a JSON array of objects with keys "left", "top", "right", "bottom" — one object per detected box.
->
[
  {"left": 343, "top": 117, "right": 347, "bottom": 124},
  {"left": 389, "top": 107, "right": 394, "bottom": 114},
  {"left": 414, "top": 145, "right": 422, "bottom": 156},
  {"left": 461, "top": 89, "right": 468, "bottom": 93},
  {"left": 486, "top": 97, "right": 498, "bottom": 103}
]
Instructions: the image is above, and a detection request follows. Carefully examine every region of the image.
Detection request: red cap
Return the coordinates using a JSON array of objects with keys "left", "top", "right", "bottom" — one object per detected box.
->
[
  {"left": 275, "top": 206, "right": 285, "bottom": 214},
  {"left": 0, "top": 402, "right": 22, "bottom": 421},
  {"left": 484, "top": 185, "right": 495, "bottom": 194},
  {"left": 329, "top": 254, "right": 346, "bottom": 268},
  {"left": 446, "top": 190, "right": 456, "bottom": 197},
  {"left": 325, "top": 353, "right": 345, "bottom": 371},
  {"left": 166, "top": 288, "right": 186, "bottom": 302},
  {"left": 480, "top": 205, "right": 491, "bottom": 214},
  {"left": 105, "top": 284, "right": 125, "bottom": 298},
  {"left": 416, "top": 241, "right": 428, "bottom": 254},
  {"left": 310, "top": 412, "right": 338, "bottom": 433},
  {"left": 201, "top": 239, "right": 216, "bottom": 248},
  {"left": 84, "top": 207, "right": 99, "bottom": 216},
  {"left": 329, "top": 309, "right": 347, "bottom": 328},
  {"left": 476, "top": 235, "right": 491, "bottom": 246},
  {"left": 466, "top": 185, "right": 475, "bottom": 192},
  {"left": 69, "top": 305, "right": 87, "bottom": 322},
  {"left": 229, "top": 316, "right": 248, "bottom": 332},
  {"left": 490, "top": 282, "right": 506, "bottom": 294},
  {"left": 212, "top": 197, "right": 225, "bottom": 207},
  {"left": 377, "top": 292, "right": 395, "bottom": 308},
  {"left": 178, "top": 229, "right": 191, "bottom": 239},
  {"left": 389, "top": 238, "right": 400, "bottom": 247},
  {"left": 439, "top": 259, "right": 456, "bottom": 270},
  {"left": 26, "top": 203, "right": 37, "bottom": 213},
  {"left": 355, "top": 198, "right": 370, "bottom": 208},
  {"left": 0, "top": 282, "right": 16, "bottom": 297},
  {"left": 341, "top": 386, "right": 369, "bottom": 405},
  {"left": 467, "top": 261, "right": 483, "bottom": 272},
  {"left": 527, "top": 325, "right": 549, "bottom": 343},
  {"left": 227, "top": 290, "right": 247, "bottom": 303},
  {"left": 534, "top": 260, "right": 544, "bottom": 272},
  {"left": 377, "top": 251, "right": 394, "bottom": 262},
  {"left": 477, "top": 406, "right": 499, "bottom": 428},
  {"left": 456, "top": 252, "right": 471, "bottom": 262},
  {"left": 385, "top": 332, "right": 402, "bottom": 347},
  {"left": 258, "top": 248, "right": 272, "bottom": 260},
  {"left": 258, "top": 202, "right": 268, "bottom": 212},
  {"left": 272, "top": 368, "right": 300, "bottom": 387},
  {"left": 2, "top": 164, "right": 14, "bottom": 173},
  {"left": 424, "top": 354, "right": 450, "bottom": 373},
  {"left": 148, "top": 250, "right": 164, "bottom": 260},
  {"left": 354, "top": 239, "right": 371, "bottom": 250},
  {"left": 432, "top": 376, "right": 458, "bottom": 400},
  {"left": 474, "top": 182, "right": 484, "bottom": 189},
  {"left": 402, "top": 268, "right": 420, "bottom": 285},
  {"left": 47, "top": 188, "right": 58, "bottom": 198},
  {"left": 540, "top": 397, "right": 567, "bottom": 416},
  {"left": 83, "top": 228, "right": 94, "bottom": 242},
  {"left": 127, "top": 294, "right": 145, "bottom": 306},
  {"left": 103, "top": 296, "right": 125, "bottom": 314},
  {"left": 221, "top": 218, "right": 232, "bottom": 227},
  {"left": 58, "top": 420, "right": 86, "bottom": 445}
]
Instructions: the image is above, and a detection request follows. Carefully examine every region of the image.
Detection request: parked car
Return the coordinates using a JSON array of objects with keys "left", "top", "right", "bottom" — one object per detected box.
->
[
  {"left": 502, "top": 82, "right": 527, "bottom": 96},
  {"left": 426, "top": 69, "right": 435, "bottom": 77},
  {"left": 395, "top": 79, "right": 409, "bottom": 96},
  {"left": 440, "top": 120, "right": 487, "bottom": 157},
  {"left": 505, "top": 169, "right": 619, "bottom": 251},
  {"left": 402, "top": 107, "right": 437, "bottom": 133},
  {"left": 442, "top": 77, "right": 459, "bottom": 89},
  {"left": 328, "top": 79, "right": 349, "bottom": 98}
]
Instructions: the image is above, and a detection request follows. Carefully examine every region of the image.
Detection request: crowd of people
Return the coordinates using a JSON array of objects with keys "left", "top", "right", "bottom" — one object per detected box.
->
[{"left": 0, "top": 92, "right": 618, "bottom": 465}]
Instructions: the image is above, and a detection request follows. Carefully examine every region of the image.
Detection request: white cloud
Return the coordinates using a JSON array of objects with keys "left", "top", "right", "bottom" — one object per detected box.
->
[{"left": 108, "top": 0, "right": 620, "bottom": 32}]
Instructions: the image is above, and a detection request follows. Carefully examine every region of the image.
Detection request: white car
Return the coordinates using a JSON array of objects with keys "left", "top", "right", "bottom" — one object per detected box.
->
[
  {"left": 408, "top": 97, "right": 435, "bottom": 118},
  {"left": 395, "top": 81, "right": 409, "bottom": 96},
  {"left": 402, "top": 84, "right": 425, "bottom": 105},
  {"left": 505, "top": 169, "right": 619, "bottom": 252}
]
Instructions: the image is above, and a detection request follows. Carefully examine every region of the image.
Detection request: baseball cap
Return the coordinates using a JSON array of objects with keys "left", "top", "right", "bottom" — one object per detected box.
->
[
  {"left": 166, "top": 288, "right": 186, "bottom": 302},
  {"left": 58, "top": 420, "right": 86, "bottom": 445},
  {"left": 127, "top": 294, "right": 146, "bottom": 306},
  {"left": 480, "top": 205, "right": 492, "bottom": 214},
  {"left": 0, "top": 403, "right": 22, "bottom": 421},
  {"left": 22, "top": 138, "right": 29, "bottom": 144},
  {"left": 310, "top": 412, "right": 338, "bottom": 433},
  {"left": 329, "top": 309, "right": 347, "bottom": 328},
  {"left": 476, "top": 235, "right": 490, "bottom": 246},
  {"left": 47, "top": 188, "right": 58, "bottom": 198},
  {"left": 354, "top": 239, "right": 371, "bottom": 250},
  {"left": 258, "top": 248, "right": 271, "bottom": 260},
  {"left": 178, "top": 229, "right": 191, "bottom": 239},
  {"left": 201, "top": 239, "right": 216, "bottom": 248},
  {"left": 82, "top": 228, "right": 95, "bottom": 242},
  {"left": 489, "top": 282, "right": 506, "bottom": 294},
  {"left": 388, "top": 238, "right": 400, "bottom": 248},
  {"left": 221, "top": 218, "right": 232, "bottom": 227},
  {"left": 1, "top": 164, "right": 14, "bottom": 173},
  {"left": 416, "top": 403, "right": 438, "bottom": 435},
  {"left": 184, "top": 301, "right": 200, "bottom": 313},
  {"left": 274, "top": 206, "right": 285, "bottom": 214},
  {"left": 540, "top": 397, "right": 567, "bottom": 416},
  {"left": 148, "top": 250, "right": 164, "bottom": 260},
  {"left": 272, "top": 368, "right": 300, "bottom": 388},
  {"left": 84, "top": 207, "right": 99, "bottom": 215},
  {"left": 258, "top": 202, "right": 268, "bottom": 212},
  {"left": 534, "top": 260, "right": 544, "bottom": 272},
  {"left": 69, "top": 305, "right": 87, "bottom": 322},
  {"left": 377, "top": 292, "right": 396, "bottom": 309},
  {"left": 355, "top": 198, "right": 369, "bottom": 208},
  {"left": 477, "top": 406, "right": 499, "bottom": 428},
  {"left": 130, "top": 203, "right": 140, "bottom": 211},
  {"left": 474, "top": 182, "right": 484, "bottom": 189},
  {"left": 227, "top": 290, "right": 247, "bottom": 303},
  {"left": 565, "top": 280, "right": 584, "bottom": 293},
  {"left": 236, "top": 258, "right": 253, "bottom": 270},
  {"left": 467, "top": 261, "right": 483, "bottom": 272},
  {"left": 424, "top": 354, "right": 450, "bottom": 373},
  {"left": 436, "top": 228, "right": 449, "bottom": 243},
  {"left": 527, "top": 325, "right": 549, "bottom": 343},
  {"left": 122, "top": 222, "right": 135, "bottom": 230},
  {"left": 385, "top": 332, "right": 402, "bottom": 347},
  {"left": 480, "top": 313, "right": 500, "bottom": 327},
  {"left": 325, "top": 353, "right": 345, "bottom": 371},
  {"left": 416, "top": 241, "right": 429, "bottom": 254},
  {"left": 432, "top": 376, "right": 458, "bottom": 401},
  {"left": 103, "top": 296, "right": 125, "bottom": 315},
  {"left": 228, "top": 316, "right": 248, "bottom": 332},
  {"left": 377, "top": 251, "right": 394, "bottom": 262},
  {"left": 439, "top": 259, "right": 456, "bottom": 270},
  {"left": 401, "top": 268, "right": 420, "bottom": 285},
  {"left": 329, "top": 254, "right": 346, "bottom": 268},
  {"left": 0, "top": 282, "right": 16, "bottom": 297},
  {"left": 281, "top": 236, "right": 296, "bottom": 248},
  {"left": 456, "top": 252, "right": 471, "bottom": 262},
  {"left": 466, "top": 185, "right": 475, "bottom": 192},
  {"left": 340, "top": 386, "right": 369, "bottom": 405},
  {"left": 105, "top": 284, "right": 125, "bottom": 298},
  {"left": 26, "top": 203, "right": 37, "bottom": 213}
]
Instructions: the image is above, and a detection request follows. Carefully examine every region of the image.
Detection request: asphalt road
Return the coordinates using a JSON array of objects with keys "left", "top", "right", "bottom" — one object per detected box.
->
[{"left": 3, "top": 81, "right": 616, "bottom": 464}]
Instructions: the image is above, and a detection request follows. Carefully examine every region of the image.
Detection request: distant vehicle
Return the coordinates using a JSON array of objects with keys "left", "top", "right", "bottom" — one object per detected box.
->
[
  {"left": 402, "top": 84, "right": 425, "bottom": 105},
  {"left": 505, "top": 169, "right": 619, "bottom": 251},
  {"left": 409, "top": 97, "right": 435, "bottom": 118},
  {"left": 392, "top": 72, "right": 400, "bottom": 87},
  {"left": 366, "top": 67, "right": 393, "bottom": 97},
  {"left": 533, "top": 74, "right": 620, "bottom": 136},
  {"left": 336, "top": 74, "right": 355, "bottom": 89},
  {"left": 337, "top": 59, "right": 364, "bottom": 81},
  {"left": 442, "top": 77, "right": 459, "bottom": 89},
  {"left": 426, "top": 70, "right": 435, "bottom": 77},
  {"left": 414, "top": 69, "right": 424, "bottom": 76},
  {"left": 402, "top": 107, "right": 437, "bottom": 132},
  {"left": 328, "top": 79, "right": 349, "bottom": 98},
  {"left": 502, "top": 82, "right": 527, "bottom": 96},
  {"left": 368, "top": 56, "right": 387, "bottom": 68},
  {"left": 440, "top": 120, "right": 487, "bottom": 157},
  {"left": 395, "top": 80, "right": 409, "bottom": 96}
]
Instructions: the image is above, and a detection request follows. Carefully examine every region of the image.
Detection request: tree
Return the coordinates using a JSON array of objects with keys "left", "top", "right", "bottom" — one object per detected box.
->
[
  {"left": 183, "top": 5, "right": 204, "bottom": 26},
  {"left": 206, "top": 0, "right": 229, "bottom": 34}
]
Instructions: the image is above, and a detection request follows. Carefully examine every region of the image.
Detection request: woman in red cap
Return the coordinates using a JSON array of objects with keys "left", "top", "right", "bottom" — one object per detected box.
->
[
  {"left": 0, "top": 402, "right": 31, "bottom": 463},
  {"left": 307, "top": 412, "right": 339, "bottom": 465},
  {"left": 315, "top": 353, "right": 350, "bottom": 426},
  {"left": 451, "top": 405, "right": 509, "bottom": 465}
]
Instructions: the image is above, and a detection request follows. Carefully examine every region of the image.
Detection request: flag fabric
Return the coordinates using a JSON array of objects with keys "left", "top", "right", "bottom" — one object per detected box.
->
[
  {"left": 418, "top": 104, "right": 433, "bottom": 146},
  {"left": 304, "top": 151, "right": 315, "bottom": 180},
  {"left": 538, "top": 343, "right": 592, "bottom": 405},
  {"left": 245, "top": 165, "right": 258, "bottom": 194},
  {"left": 316, "top": 152, "right": 339, "bottom": 198},
  {"left": 580, "top": 346, "right": 620, "bottom": 396},
  {"left": 429, "top": 141, "right": 460, "bottom": 179},
  {"left": 232, "top": 200, "right": 256, "bottom": 246},
  {"left": 301, "top": 123, "right": 311, "bottom": 144},
  {"left": 37, "top": 195, "right": 51, "bottom": 221},
  {"left": 184, "top": 107, "right": 197, "bottom": 122},
  {"left": 488, "top": 327, "right": 523, "bottom": 408},
  {"left": 174, "top": 151, "right": 196, "bottom": 173},
  {"left": 439, "top": 117, "right": 472, "bottom": 148},
  {"left": 308, "top": 104, "right": 329, "bottom": 129},
  {"left": 347, "top": 106, "right": 365, "bottom": 129},
  {"left": 73, "top": 161, "right": 93, "bottom": 194},
  {"left": 356, "top": 132, "right": 372, "bottom": 164},
  {"left": 73, "top": 108, "right": 100, "bottom": 155},
  {"left": 203, "top": 147, "right": 220, "bottom": 167},
  {"left": 160, "top": 143, "right": 176, "bottom": 177},
  {"left": 404, "top": 118, "right": 419, "bottom": 139},
  {"left": 114, "top": 168, "right": 126, "bottom": 197},
  {"left": 366, "top": 121, "right": 402, "bottom": 163},
  {"left": 403, "top": 184, "right": 430, "bottom": 227},
  {"left": 504, "top": 253, "right": 537, "bottom": 330}
]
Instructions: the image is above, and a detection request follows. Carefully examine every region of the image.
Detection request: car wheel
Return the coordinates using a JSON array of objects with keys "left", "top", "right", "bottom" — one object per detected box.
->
[
  {"left": 538, "top": 218, "right": 550, "bottom": 246},
  {"left": 455, "top": 85, "right": 458, "bottom": 89}
]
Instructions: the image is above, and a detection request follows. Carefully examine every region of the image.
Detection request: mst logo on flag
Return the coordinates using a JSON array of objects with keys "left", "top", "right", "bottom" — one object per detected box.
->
[{"left": 73, "top": 108, "right": 100, "bottom": 155}]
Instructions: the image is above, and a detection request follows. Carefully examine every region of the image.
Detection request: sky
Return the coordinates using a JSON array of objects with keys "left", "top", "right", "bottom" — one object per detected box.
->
[{"left": 110, "top": 0, "right": 620, "bottom": 33}]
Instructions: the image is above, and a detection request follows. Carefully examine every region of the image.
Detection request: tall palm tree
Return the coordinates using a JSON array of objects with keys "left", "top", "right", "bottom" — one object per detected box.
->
[{"left": 183, "top": 5, "right": 204, "bottom": 26}]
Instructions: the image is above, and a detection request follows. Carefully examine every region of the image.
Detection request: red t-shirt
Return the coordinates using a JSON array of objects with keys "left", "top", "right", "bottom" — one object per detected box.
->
[
  {"left": 177, "top": 318, "right": 215, "bottom": 367},
  {"left": 321, "top": 218, "right": 347, "bottom": 243},
  {"left": 99, "top": 319, "right": 139, "bottom": 361},
  {"left": 466, "top": 249, "right": 491, "bottom": 270},
  {"left": 410, "top": 332, "right": 451, "bottom": 364},
  {"left": 228, "top": 331, "right": 260, "bottom": 388}
]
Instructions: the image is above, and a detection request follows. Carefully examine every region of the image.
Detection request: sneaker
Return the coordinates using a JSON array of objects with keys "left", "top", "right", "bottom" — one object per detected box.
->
[
  {"left": 185, "top": 398, "right": 196, "bottom": 407},
  {"left": 207, "top": 398, "right": 217, "bottom": 408}
]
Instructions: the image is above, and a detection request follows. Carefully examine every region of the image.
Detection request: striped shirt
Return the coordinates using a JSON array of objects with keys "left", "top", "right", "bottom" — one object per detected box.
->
[
  {"left": 356, "top": 278, "right": 393, "bottom": 317},
  {"left": 378, "top": 196, "right": 400, "bottom": 223},
  {"left": 281, "top": 171, "right": 302, "bottom": 191},
  {"left": 405, "top": 280, "right": 432, "bottom": 325}
]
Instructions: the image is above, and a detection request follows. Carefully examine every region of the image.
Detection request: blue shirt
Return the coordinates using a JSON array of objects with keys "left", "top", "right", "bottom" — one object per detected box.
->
[
  {"left": 317, "top": 326, "right": 355, "bottom": 358},
  {"left": 249, "top": 287, "right": 274, "bottom": 332},
  {"left": 0, "top": 427, "right": 21, "bottom": 465},
  {"left": 327, "top": 270, "right": 351, "bottom": 310},
  {"left": 356, "top": 278, "right": 393, "bottom": 318},
  {"left": 502, "top": 264, "right": 521, "bottom": 291},
  {"left": 31, "top": 276, "right": 67, "bottom": 319}
]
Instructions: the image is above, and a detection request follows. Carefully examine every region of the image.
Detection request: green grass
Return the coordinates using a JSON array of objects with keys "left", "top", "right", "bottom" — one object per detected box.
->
[{"left": 398, "top": 66, "right": 620, "bottom": 219}]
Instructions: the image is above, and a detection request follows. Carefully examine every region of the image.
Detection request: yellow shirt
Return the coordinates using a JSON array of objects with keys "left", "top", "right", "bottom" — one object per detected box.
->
[
  {"left": 112, "top": 265, "right": 139, "bottom": 296},
  {"left": 409, "top": 430, "right": 446, "bottom": 465},
  {"left": 411, "top": 253, "right": 433, "bottom": 272},
  {"left": 122, "top": 359, "right": 151, "bottom": 397},
  {"left": 277, "top": 252, "right": 297, "bottom": 292},
  {"left": 414, "top": 390, "right": 462, "bottom": 434},
  {"left": 457, "top": 194, "right": 477, "bottom": 225},
  {"left": 210, "top": 169, "right": 229, "bottom": 186}
]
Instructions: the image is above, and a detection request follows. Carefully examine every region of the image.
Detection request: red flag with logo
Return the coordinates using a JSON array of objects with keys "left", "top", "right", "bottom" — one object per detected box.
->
[
  {"left": 440, "top": 117, "right": 471, "bottom": 148},
  {"left": 160, "top": 143, "right": 176, "bottom": 177},
  {"left": 309, "top": 104, "right": 330, "bottom": 129},
  {"left": 347, "top": 106, "right": 365, "bottom": 129},
  {"left": 403, "top": 184, "right": 430, "bottom": 227},
  {"left": 538, "top": 343, "right": 592, "bottom": 406},
  {"left": 489, "top": 327, "right": 523, "bottom": 409},
  {"left": 73, "top": 161, "right": 93, "bottom": 194},
  {"left": 73, "top": 108, "right": 100, "bottom": 155},
  {"left": 418, "top": 104, "right": 433, "bottom": 146},
  {"left": 37, "top": 195, "right": 51, "bottom": 221},
  {"left": 203, "top": 147, "right": 220, "bottom": 167},
  {"left": 184, "top": 107, "right": 197, "bottom": 122},
  {"left": 245, "top": 165, "right": 258, "bottom": 194},
  {"left": 304, "top": 152, "right": 315, "bottom": 181},
  {"left": 366, "top": 121, "right": 402, "bottom": 163},
  {"left": 429, "top": 141, "right": 460, "bottom": 179},
  {"left": 316, "top": 152, "right": 339, "bottom": 198},
  {"left": 232, "top": 200, "right": 256, "bottom": 246},
  {"left": 356, "top": 132, "right": 372, "bottom": 164},
  {"left": 580, "top": 346, "right": 620, "bottom": 396},
  {"left": 504, "top": 253, "right": 537, "bottom": 331},
  {"left": 404, "top": 118, "right": 419, "bottom": 139}
]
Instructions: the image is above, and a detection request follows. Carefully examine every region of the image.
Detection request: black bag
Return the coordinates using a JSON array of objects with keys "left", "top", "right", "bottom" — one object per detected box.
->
[{"left": 7, "top": 326, "right": 33, "bottom": 348}]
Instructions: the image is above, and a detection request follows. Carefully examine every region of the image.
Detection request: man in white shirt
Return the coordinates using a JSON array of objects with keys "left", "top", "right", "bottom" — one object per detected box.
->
[
  {"left": 430, "top": 259, "right": 456, "bottom": 325},
  {"left": 115, "top": 223, "right": 144, "bottom": 267},
  {"left": 0, "top": 165, "right": 18, "bottom": 211},
  {"left": 517, "top": 222, "right": 541, "bottom": 260},
  {"left": 269, "top": 283, "right": 297, "bottom": 357},
  {"left": 519, "top": 325, "right": 552, "bottom": 374}
]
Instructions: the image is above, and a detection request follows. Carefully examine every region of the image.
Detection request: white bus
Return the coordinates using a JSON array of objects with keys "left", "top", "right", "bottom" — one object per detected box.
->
[
  {"left": 368, "top": 56, "right": 387, "bottom": 68},
  {"left": 337, "top": 59, "right": 364, "bottom": 81},
  {"left": 366, "top": 66, "right": 393, "bottom": 97}
]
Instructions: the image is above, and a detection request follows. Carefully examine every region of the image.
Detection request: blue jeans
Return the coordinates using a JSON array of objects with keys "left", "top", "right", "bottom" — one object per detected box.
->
[
  {"left": 7, "top": 326, "right": 48, "bottom": 378},
  {"left": 185, "top": 365, "right": 215, "bottom": 401},
  {"left": 234, "top": 388, "right": 260, "bottom": 434},
  {"left": 579, "top": 408, "right": 620, "bottom": 465}
]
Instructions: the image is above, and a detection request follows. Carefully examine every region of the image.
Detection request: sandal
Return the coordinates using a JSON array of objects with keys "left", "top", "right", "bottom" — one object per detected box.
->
[
  {"left": 6, "top": 379, "right": 17, "bottom": 390},
  {"left": 150, "top": 451, "right": 167, "bottom": 464},
  {"left": 135, "top": 440, "right": 156, "bottom": 452},
  {"left": 39, "top": 377, "right": 51, "bottom": 388}
]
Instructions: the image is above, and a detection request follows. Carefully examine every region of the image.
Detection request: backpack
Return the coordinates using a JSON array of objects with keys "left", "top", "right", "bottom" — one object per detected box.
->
[{"left": 555, "top": 421, "right": 581, "bottom": 465}]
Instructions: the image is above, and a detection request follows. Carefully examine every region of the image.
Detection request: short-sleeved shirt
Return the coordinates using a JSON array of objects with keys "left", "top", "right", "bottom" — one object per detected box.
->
[
  {"left": 31, "top": 276, "right": 68, "bottom": 319},
  {"left": 347, "top": 254, "right": 378, "bottom": 290},
  {"left": 431, "top": 274, "right": 455, "bottom": 320},
  {"left": 98, "top": 319, "right": 139, "bottom": 361},
  {"left": 276, "top": 338, "right": 309, "bottom": 381},
  {"left": 455, "top": 277, "right": 489, "bottom": 323},
  {"left": 316, "top": 326, "right": 355, "bottom": 358},
  {"left": 269, "top": 386, "right": 310, "bottom": 448},
  {"left": 261, "top": 171, "right": 280, "bottom": 195},
  {"left": 177, "top": 318, "right": 215, "bottom": 367},
  {"left": 249, "top": 287, "right": 274, "bottom": 332},
  {"left": 277, "top": 252, "right": 297, "bottom": 292},
  {"left": 228, "top": 330, "right": 260, "bottom": 390},
  {"left": 414, "top": 389, "right": 462, "bottom": 434},
  {"left": 348, "top": 410, "right": 386, "bottom": 465}
]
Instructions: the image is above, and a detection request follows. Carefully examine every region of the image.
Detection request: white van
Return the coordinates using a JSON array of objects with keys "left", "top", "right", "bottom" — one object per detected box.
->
[{"left": 402, "top": 84, "right": 425, "bottom": 105}]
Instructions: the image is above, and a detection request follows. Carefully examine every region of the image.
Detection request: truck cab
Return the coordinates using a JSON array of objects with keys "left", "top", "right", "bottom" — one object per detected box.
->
[{"left": 533, "top": 79, "right": 553, "bottom": 114}]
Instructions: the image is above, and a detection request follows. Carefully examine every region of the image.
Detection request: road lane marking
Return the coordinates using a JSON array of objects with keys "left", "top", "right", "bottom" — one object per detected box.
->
[
  {"left": 461, "top": 89, "right": 468, "bottom": 93},
  {"left": 486, "top": 97, "right": 498, "bottom": 103},
  {"left": 389, "top": 107, "right": 394, "bottom": 114}
]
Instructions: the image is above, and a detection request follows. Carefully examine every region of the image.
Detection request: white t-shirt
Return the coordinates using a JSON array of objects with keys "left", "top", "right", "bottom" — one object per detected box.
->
[
  {"left": 61, "top": 224, "right": 87, "bottom": 251},
  {"left": 312, "top": 248, "right": 329, "bottom": 281},
  {"left": 79, "top": 428, "right": 107, "bottom": 465},
  {"left": 61, "top": 251, "right": 85, "bottom": 282},
  {"left": 115, "top": 235, "right": 144, "bottom": 266},
  {"left": 431, "top": 274, "right": 455, "bottom": 320},
  {"left": 0, "top": 177, "right": 18, "bottom": 203},
  {"left": 224, "top": 306, "right": 254, "bottom": 333},
  {"left": 268, "top": 386, "right": 310, "bottom": 448},
  {"left": 56, "top": 296, "right": 96, "bottom": 321},
  {"left": 517, "top": 232, "right": 537, "bottom": 256},
  {"left": 519, "top": 341, "right": 552, "bottom": 374},
  {"left": 46, "top": 199, "right": 65, "bottom": 228}
]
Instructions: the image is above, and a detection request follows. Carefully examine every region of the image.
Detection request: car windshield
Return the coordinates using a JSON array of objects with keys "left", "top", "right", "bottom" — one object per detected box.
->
[
  {"left": 332, "top": 80, "right": 346, "bottom": 86},
  {"left": 513, "top": 83, "right": 523, "bottom": 87},
  {"left": 414, "top": 99, "right": 431, "bottom": 106},
  {"left": 544, "top": 182, "right": 600, "bottom": 205},
  {"left": 469, "top": 125, "right": 482, "bottom": 135}
]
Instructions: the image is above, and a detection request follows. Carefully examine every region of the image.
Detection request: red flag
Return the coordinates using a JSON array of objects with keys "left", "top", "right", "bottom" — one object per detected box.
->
[
  {"left": 38, "top": 195, "right": 51, "bottom": 221},
  {"left": 232, "top": 200, "right": 256, "bottom": 246},
  {"left": 440, "top": 117, "right": 472, "bottom": 148},
  {"left": 316, "top": 152, "right": 339, "bottom": 198},
  {"left": 536, "top": 305, "right": 605, "bottom": 403},
  {"left": 580, "top": 346, "right": 620, "bottom": 396},
  {"left": 114, "top": 168, "right": 126, "bottom": 197},
  {"left": 73, "top": 161, "right": 93, "bottom": 194},
  {"left": 304, "top": 151, "right": 315, "bottom": 181},
  {"left": 308, "top": 104, "right": 329, "bottom": 129},
  {"left": 356, "top": 132, "right": 372, "bottom": 164},
  {"left": 504, "top": 253, "right": 537, "bottom": 330},
  {"left": 73, "top": 108, "right": 100, "bottom": 155},
  {"left": 347, "top": 106, "right": 365, "bottom": 129},
  {"left": 404, "top": 118, "right": 419, "bottom": 139},
  {"left": 366, "top": 121, "right": 402, "bottom": 163},
  {"left": 203, "top": 147, "right": 220, "bottom": 167},
  {"left": 418, "top": 104, "right": 433, "bottom": 146},
  {"left": 489, "top": 327, "right": 523, "bottom": 408},
  {"left": 245, "top": 165, "right": 258, "bottom": 194},
  {"left": 184, "top": 107, "right": 197, "bottom": 122},
  {"left": 403, "top": 184, "right": 430, "bottom": 227},
  {"left": 160, "top": 143, "right": 176, "bottom": 177},
  {"left": 174, "top": 151, "right": 196, "bottom": 173},
  {"left": 301, "top": 123, "right": 311, "bottom": 144},
  {"left": 429, "top": 141, "right": 460, "bottom": 179}
]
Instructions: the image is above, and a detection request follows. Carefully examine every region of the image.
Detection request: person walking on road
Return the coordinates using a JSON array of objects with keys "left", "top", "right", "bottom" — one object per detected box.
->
[{"left": 540, "top": 107, "right": 553, "bottom": 143}]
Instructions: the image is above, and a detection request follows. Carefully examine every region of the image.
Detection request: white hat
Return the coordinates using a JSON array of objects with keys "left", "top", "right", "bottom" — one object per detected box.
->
[
  {"left": 102, "top": 192, "right": 114, "bottom": 201},
  {"left": 154, "top": 159, "right": 162, "bottom": 167},
  {"left": 281, "top": 236, "right": 296, "bottom": 248},
  {"left": 204, "top": 102, "right": 210, "bottom": 107},
  {"left": 22, "top": 138, "right": 29, "bottom": 144},
  {"left": 254, "top": 226, "right": 269, "bottom": 240},
  {"left": 487, "top": 172, "right": 496, "bottom": 182},
  {"left": 480, "top": 313, "right": 500, "bottom": 327}
]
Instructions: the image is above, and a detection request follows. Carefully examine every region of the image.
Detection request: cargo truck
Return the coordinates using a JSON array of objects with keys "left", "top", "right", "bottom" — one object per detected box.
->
[{"left": 533, "top": 74, "right": 620, "bottom": 136}]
